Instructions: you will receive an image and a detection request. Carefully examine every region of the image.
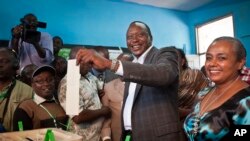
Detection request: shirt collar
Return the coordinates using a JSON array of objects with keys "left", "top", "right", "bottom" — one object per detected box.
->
[
  {"left": 81, "top": 72, "right": 91, "bottom": 78},
  {"left": 33, "top": 93, "right": 56, "bottom": 105},
  {"left": 133, "top": 45, "right": 153, "bottom": 64},
  {"left": 91, "top": 68, "right": 103, "bottom": 76}
]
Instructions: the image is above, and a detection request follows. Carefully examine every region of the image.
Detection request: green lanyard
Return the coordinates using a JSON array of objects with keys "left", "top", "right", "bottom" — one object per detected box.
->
[
  {"left": 0, "top": 90, "right": 8, "bottom": 100},
  {"left": 39, "top": 104, "right": 69, "bottom": 130},
  {"left": 0, "top": 83, "right": 12, "bottom": 100},
  {"left": 39, "top": 104, "right": 58, "bottom": 128},
  {"left": 66, "top": 119, "right": 71, "bottom": 131},
  {"left": 0, "top": 80, "right": 16, "bottom": 124}
]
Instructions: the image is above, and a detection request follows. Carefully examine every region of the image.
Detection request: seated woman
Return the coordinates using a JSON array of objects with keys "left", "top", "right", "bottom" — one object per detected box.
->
[
  {"left": 184, "top": 36, "right": 250, "bottom": 140},
  {"left": 13, "top": 65, "right": 68, "bottom": 131}
]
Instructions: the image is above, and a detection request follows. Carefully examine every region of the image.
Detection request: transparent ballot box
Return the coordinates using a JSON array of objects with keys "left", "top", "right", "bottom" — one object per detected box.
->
[{"left": 0, "top": 128, "right": 82, "bottom": 141}]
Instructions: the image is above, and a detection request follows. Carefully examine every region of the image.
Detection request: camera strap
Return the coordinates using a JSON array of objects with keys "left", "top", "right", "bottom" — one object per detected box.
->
[{"left": 0, "top": 80, "right": 16, "bottom": 124}]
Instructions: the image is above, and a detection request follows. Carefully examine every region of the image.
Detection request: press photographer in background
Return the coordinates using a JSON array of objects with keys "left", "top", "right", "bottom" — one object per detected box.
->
[{"left": 9, "top": 13, "right": 54, "bottom": 74}]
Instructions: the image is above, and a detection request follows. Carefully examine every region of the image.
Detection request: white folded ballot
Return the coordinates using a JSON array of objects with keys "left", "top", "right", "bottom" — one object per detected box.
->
[{"left": 66, "top": 59, "right": 80, "bottom": 116}]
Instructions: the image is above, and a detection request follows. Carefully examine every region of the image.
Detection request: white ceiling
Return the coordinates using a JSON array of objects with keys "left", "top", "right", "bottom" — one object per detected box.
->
[{"left": 124, "top": 0, "right": 216, "bottom": 11}]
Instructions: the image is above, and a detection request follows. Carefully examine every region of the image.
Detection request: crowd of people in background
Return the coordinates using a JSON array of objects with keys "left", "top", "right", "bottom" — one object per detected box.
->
[{"left": 0, "top": 13, "right": 249, "bottom": 141}]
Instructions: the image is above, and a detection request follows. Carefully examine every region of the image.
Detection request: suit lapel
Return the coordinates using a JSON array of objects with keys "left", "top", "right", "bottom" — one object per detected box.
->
[
  {"left": 133, "top": 84, "right": 142, "bottom": 104},
  {"left": 124, "top": 82, "right": 130, "bottom": 100},
  {"left": 132, "top": 47, "right": 157, "bottom": 103},
  {"left": 143, "top": 47, "right": 156, "bottom": 64}
]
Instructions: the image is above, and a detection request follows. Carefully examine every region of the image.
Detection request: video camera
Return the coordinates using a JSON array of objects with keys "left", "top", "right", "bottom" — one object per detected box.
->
[
  {"left": 20, "top": 18, "right": 47, "bottom": 29},
  {"left": 20, "top": 18, "right": 47, "bottom": 42}
]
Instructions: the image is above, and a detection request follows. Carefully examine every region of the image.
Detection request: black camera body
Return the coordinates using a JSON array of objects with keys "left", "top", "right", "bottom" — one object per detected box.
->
[
  {"left": 21, "top": 30, "right": 41, "bottom": 43},
  {"left": 20, "top": 18, "right": 47, "bottom": 29},
  {"left": 20, "top": 18, "right": 47, "bottom": 42}
]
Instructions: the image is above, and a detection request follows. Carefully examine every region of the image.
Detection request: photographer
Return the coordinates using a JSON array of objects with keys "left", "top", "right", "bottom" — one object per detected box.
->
[{"left": 9, "top": 13, "right": 53, "bottom": 73}]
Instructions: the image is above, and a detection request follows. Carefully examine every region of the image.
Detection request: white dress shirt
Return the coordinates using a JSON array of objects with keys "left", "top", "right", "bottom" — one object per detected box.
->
[{"left": 116, "top": 46, "right": 153, "bottom": 130}]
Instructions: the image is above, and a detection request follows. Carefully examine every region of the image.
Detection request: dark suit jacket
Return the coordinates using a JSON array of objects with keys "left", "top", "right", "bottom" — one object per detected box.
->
[{"left": 121, "top": 47, "right": 183, "bottom": 141}]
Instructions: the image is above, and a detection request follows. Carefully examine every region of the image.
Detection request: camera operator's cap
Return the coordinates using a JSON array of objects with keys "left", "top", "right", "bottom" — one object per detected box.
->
[{"left": 32, "top": 65, "right": 56, "bottom": 78}]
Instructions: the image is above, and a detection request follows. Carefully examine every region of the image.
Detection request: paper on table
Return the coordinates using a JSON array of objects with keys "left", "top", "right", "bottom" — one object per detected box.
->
[{"left": 66, "top": 59, "right": 80, "bottom": 116}]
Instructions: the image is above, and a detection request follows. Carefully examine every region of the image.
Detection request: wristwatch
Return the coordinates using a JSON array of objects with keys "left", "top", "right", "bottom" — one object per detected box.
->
[{"left": 110, "top": 59, "right": 119, "bottom": 72}]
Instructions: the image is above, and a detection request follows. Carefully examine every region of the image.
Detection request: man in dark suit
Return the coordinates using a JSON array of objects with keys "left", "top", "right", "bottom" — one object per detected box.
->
[{"left": 76, "top": 21, "right": 183, "bottom": 141}]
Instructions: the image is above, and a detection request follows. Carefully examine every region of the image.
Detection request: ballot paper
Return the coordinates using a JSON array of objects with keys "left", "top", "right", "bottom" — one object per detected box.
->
[{"left": 66, "top": 59, "right": 80, "bottom": 115}]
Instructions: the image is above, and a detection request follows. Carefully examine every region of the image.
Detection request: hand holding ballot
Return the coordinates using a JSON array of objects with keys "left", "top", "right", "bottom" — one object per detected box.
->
[{"left": 76, "top": 48, "right": 113, "bottom": 71}]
